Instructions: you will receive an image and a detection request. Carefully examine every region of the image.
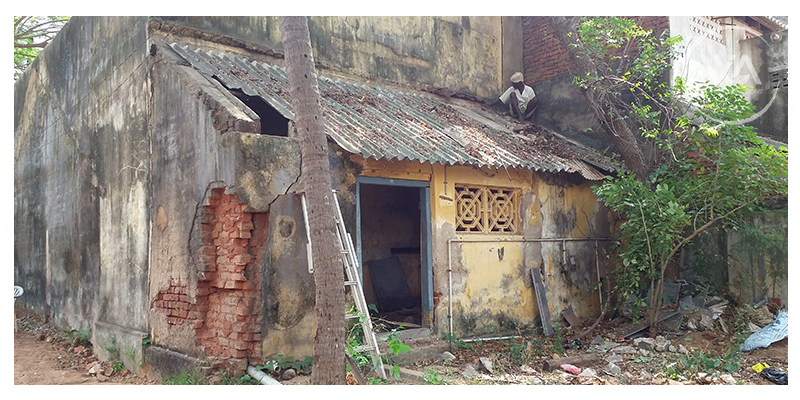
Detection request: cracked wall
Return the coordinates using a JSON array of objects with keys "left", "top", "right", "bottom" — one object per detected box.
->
[
  {"left": 14, "top": 17, "right": 152, "bottom": 373},
  {"left": 148, "top": 37, "right": 301, "bottom": 375}
]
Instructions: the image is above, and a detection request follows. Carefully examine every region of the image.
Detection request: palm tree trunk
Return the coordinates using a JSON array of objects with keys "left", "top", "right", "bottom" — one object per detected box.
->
[{"left": 279, "top": 16, "right": 346, "bottom": 385}]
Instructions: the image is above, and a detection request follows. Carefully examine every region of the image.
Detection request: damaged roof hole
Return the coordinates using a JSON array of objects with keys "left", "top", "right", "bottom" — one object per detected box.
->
[{"left": 218, "top": 82, "right": 289, "bottom": 136}]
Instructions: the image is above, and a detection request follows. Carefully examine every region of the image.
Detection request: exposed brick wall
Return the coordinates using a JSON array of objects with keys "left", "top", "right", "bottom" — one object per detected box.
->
[
  {"left": 195, "top": 188, "right": 265, "bottom": 362},
  {"left": 154, "top": 187, "right": 267, "bottom": 366},
  {"left": 154, "top": 279, "right": 194, "bottom": 325},
  {"left": 522, "top": 16, "right": 671, "bottom": 85}
]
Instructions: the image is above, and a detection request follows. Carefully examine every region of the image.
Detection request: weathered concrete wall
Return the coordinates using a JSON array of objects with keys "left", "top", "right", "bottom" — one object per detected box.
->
[
  {"left": 148, "top": 34, "right": 305, "bottom": 371},
  {"left": 740, "top": 30, "right": 788, "bottom": 142},
  {"left": 531, "top": 172, "right": 613, "bottom": 323},
  {"left": 669, "top": 16, "right": 755, "bottom": 90},
  {"left": 727, "top": 211, "right": 788, "bottom": 306},
  {"left": 14, "top": 16, "right": 152, "bottom": 366},
  {"left": 156, "top": 16, "right": 506, "bottom": 99},
  {"left": 519, "top": 16, "right": 669, "bottom": 154}
]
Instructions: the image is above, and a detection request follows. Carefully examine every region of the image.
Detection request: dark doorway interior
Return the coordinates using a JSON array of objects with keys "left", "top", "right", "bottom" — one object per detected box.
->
[{"left": 359, "top": 184, "right": 422, "bottom": 329}]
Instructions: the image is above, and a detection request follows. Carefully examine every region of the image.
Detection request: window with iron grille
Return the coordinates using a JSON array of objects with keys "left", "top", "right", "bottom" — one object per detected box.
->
[{"left": 455, "top": 184, "right": 521, "bottom": 234}]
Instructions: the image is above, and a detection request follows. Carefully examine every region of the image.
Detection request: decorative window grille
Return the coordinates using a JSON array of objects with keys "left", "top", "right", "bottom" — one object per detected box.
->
[
  {"left": 455, "top": 184, "right": 520, "bottom": 234},
  {"left": 689, "top": 16, "right": 725, "bottom": 45}
]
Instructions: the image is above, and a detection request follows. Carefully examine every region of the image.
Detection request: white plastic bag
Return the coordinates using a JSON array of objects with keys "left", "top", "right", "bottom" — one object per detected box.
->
[{"left": 740, "top": 311, "right": 788, "bottom": 352}]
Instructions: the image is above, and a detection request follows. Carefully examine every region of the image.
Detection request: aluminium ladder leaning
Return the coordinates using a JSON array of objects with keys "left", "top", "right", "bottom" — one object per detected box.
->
[{"left": 300, "top": 191, "right": 386, "bottom": 380}]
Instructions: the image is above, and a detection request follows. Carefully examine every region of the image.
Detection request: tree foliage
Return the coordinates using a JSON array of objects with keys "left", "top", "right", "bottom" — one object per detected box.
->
[
  {"left": 14, "top": 16, "right": 69, "bottom": 80},
  {"left": 569, "top": 17, "right": 788, "bottom": 330}
]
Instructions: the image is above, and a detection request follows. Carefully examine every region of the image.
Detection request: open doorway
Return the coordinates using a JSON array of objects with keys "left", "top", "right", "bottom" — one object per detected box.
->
[{"left": 356, "top": 177, "right": 432, "bottom": 332}]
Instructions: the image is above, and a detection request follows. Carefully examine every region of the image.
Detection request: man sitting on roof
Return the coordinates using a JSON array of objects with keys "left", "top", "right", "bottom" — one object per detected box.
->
[{"left": 486, "top": 72, "right": 539, "bottom": 122}]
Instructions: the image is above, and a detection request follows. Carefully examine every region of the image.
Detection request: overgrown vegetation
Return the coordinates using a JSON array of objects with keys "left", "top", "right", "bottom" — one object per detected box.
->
[
  {"left": 663, "top": 348, "right": 742, "bottom": 381},
  {"left": 105, "top": 337, "right": 120, "bottom": 362},
  {"left": 344, "top": 304, "right": 411, "bottom": 384},
  {"left": 13, "top": 16, "right": 69, "bottom": 79},
  {"left": 61, "top": 327, "right": 91, "bottom": 347},
  {"left": 423, "top": 368, "right": 443, "bottom": 385},
  {"left": 442, "top": 332, "right": 474, "bottom": 351},
  {"left": 162, "top": 371, "right": 204, "bottom": 385},
  {"left": 567, "top": 17, "right": 788, "bottom": 330},
  {"left": 262, "top": 354, "right": 314, "bottom": 375}
]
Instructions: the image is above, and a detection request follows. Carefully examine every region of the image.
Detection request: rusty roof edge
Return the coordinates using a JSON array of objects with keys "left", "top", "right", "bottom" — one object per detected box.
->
[{"left": 169, "top": 43, "right": 622, "bottom": 176}]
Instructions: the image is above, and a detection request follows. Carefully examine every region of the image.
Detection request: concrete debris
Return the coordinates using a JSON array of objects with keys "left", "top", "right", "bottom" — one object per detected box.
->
[
  {"left": 741, "top": 304, "right": 776, "bottom": 327},
  {"left": 606, "top": 355, "right": 623, "bottom": 364},
  {"left": 720, "top": 374, "right": 737, "bottom": 385},
  {"left": 636, "top": 370, "right": 652, "bottom": 381},
  {"left": 604, "top": 362, "right": 621, "bottom": 376},
  {"left": 519, "top": 364, "right": 535, "bottom": 374},
  {"left": 634, "top": 338, "right": 655, "bottom": 351},
  {"left": 439, "top": 351, "right": 456, "bottom": 361},
  {"left": 662, "top": 280, "right": 681, "bottom": 306},
  {"left": 587, "top": 338, "right": 620, "bottom": 354},
  {"left": 679, "top": 295, "right": 698, "bottom": 312},
  {"left": 88, "top": 363, "right": 103, "bottom": 375},
  {"left": 461, "top": 364, "right": 480, "bottom": 379},
  {"left": 280, "top": 368, "right": 297, "bottom": 381},
  {"left": 655, "top": 336, "right": 670, "bottom": 352},
  {"left": 478, "top": 357, "right": 494, "bottom": 374},
  {"left": 97, "top": 374, "right": 109, "bottom": 382},
  {"left": 699, "top": 310, "right": 716, "bottom": 330},
  {"left": 529, "top": 376, "right": 544, "bottom": 385},
  {"left": 610, "top": 345, "right": 637, "bottom": 354},
  {"left": 668, "top": 345, "right": 677, "bottom": 352},
  {"left": 718, "top": 318, "right": 729, "bottom": 334}
]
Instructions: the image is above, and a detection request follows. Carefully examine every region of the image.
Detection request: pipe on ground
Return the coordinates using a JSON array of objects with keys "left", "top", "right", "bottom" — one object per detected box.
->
[{"left": 247, "top": 365, "right": 282, "bottom": 385}]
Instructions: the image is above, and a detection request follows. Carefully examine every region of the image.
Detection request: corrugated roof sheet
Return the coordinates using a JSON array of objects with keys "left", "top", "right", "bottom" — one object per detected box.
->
[{"left": 170, "top": 43, "right": 621, "bottom": 180}]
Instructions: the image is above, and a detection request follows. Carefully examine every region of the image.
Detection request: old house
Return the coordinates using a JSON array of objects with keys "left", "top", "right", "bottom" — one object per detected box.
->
[{"left": 17, "top": 16, "right": 631, "bottom": 378}]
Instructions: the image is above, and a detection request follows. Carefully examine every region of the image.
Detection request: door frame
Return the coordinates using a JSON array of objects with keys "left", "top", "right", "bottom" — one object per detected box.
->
[{"left": 355, "top": 176, "right": 434, "bottom": 316}]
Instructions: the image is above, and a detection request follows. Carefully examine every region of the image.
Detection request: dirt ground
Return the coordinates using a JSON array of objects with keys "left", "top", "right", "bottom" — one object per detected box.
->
[
  {"left": 13, "top": 310, "right": 157, "bottom": 385},
  {"left": 13, "top": 303, "right": 788, "bottom": 386}
]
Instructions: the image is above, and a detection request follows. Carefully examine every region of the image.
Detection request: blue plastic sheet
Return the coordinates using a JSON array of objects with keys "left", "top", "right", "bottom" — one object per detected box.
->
[{"left": 740, "top": 311, "right": 788, "bottom": 352}]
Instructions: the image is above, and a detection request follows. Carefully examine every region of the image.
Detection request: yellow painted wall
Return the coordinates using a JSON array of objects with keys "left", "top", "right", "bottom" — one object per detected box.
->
[{"left": 354, "top": 156, "right": 613, "bottom": 338}]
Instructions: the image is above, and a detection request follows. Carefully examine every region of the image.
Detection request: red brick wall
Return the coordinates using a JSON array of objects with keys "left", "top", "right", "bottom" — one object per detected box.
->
[
  {"left": 522, "top": 16, "right": 670, "bottom": 85},
  {"left": 154, "top": 187, "right": 268, "bottom": 365}
]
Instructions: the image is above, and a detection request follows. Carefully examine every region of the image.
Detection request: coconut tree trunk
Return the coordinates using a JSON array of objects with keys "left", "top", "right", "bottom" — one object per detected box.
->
[{"left": 279, "top": 16, "right": 346, "bottom": 385}]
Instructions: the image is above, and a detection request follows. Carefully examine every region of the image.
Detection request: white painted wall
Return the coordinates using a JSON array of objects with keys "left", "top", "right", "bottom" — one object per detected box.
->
[{"left": 669, "top": 16, "right": 759, "bottom": 92}]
